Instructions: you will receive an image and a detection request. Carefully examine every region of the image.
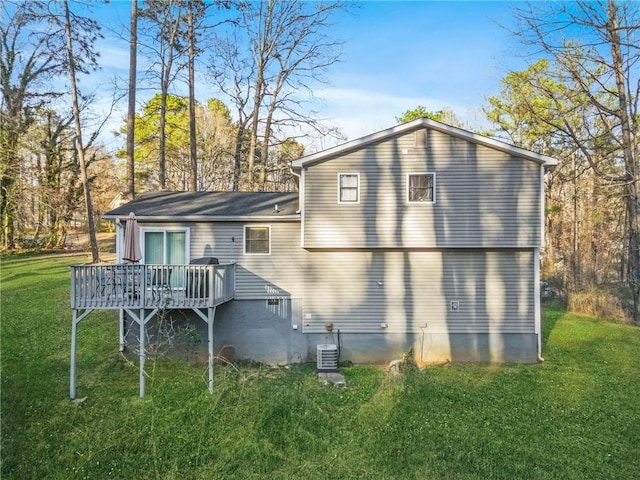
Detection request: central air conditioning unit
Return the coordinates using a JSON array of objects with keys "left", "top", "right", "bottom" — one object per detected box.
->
[{"left": 317, "top": 344, "right": 339, "bottom": 372}]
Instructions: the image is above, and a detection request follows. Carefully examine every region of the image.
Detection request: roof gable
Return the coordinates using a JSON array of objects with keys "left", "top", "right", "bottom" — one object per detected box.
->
[{"left": 292, "top": 118, "right": 558, "bottom": 168}]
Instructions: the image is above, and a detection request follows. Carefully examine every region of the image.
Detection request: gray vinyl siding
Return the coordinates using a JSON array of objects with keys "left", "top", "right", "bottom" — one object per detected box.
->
[
  {"left": 188, "top": 221, "right": 301, "bottom": 300},
  {"left": 302, "top": 128, "right": 542, "bottom": 249},
  {"left": 301, "top": 249, "right": 535, "bottom": 334},
  {"left": 184, "top": 221, "right": 535, "bottom": 335}
]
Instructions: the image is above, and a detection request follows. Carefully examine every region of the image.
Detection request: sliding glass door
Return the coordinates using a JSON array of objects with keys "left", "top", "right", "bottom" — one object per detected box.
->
[{"left": 142, "top": 229, "right": 188, "bottom": 288}]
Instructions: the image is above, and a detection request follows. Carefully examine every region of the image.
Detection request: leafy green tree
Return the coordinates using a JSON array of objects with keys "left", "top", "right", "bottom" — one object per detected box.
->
[
  {"left": 129, "top": 93, "right": 189, "bottom": 190},
  {"left": 484, "top": 60, "right": 564, "bottom": 153},
  {"left": 396, "top": 106, "right": 464, "bottom": 127},
  {"left": 122, "top": 95, "right": 237, "bottom": 192},
  {"left": 484, "top": 59, "right": 605, "bottom": 289},
  {"left": 197, "top": 98, "right": 236, "bottom": 191},
  {"left": 492, "top": 0, "right": 639, "bottom": 320},
  {"left": 396, "top": 106, "right": 445, "bottom": 124},
  {"left": 263, "top": 137, "right": 304, "bottom": 192}
]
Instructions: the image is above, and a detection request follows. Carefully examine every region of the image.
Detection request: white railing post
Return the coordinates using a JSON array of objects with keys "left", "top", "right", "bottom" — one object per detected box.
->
[
  {"left": 209, "top": 266, "right": 215, "bottom": 306},
  {"left": 70, "top": 267, "right": 77, "bottom": 309}
]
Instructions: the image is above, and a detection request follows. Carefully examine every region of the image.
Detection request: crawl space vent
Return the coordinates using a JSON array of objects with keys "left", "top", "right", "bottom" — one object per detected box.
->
[{"left": 316, "top": 344, "right": 339, "bottom": 372}]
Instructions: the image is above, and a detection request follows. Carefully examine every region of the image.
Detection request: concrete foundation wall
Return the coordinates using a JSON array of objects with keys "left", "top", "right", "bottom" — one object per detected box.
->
[{"left": 124, "top": 300, "right": 539, "bottom": 365}]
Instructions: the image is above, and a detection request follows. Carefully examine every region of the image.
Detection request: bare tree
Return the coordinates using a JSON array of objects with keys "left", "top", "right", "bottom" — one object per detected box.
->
[
  {"left": 62, "top": 0, "right": 103, "bottom": 262},
  {"left": 209, "top": 32, "right": 254, "bottom": 191},
  {"left": 197, "top": 98, "right": 236, "bottom": 191},
  {"left": 0, "top": 1, "right": 64, "bottom": 250},
  {"left": 185, "top": 0, "right": 225, "bottom": 191},
  {"left": 509, "top": 0, "right": 639, "bottom": 320},
  {"left": 140, "top": 0, "right": 186, "bottom": 190},
  {"left": 29, "top": 109, "right": 77, "bottom": 248},
  {"left": 210, "top": 0, "right": 346, "bottom": 191}
]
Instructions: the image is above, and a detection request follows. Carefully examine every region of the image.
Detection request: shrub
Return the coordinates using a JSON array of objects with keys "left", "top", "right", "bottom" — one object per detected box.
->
[{"left": 568, "top": 287, "right": 630, "bottom": 323}]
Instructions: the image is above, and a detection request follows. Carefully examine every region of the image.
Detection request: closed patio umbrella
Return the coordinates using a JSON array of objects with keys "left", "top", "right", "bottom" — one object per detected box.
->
[{"left": 122, "top": 212, "right": 142, "bottom": 263}]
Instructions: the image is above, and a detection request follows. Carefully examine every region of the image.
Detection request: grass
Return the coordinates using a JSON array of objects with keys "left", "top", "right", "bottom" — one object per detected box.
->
[{"left": 2, "top": 253, "right": 640, "bottom": 479}]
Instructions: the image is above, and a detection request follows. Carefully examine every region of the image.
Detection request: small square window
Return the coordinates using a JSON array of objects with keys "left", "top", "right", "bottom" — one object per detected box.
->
[
  {"left": 407, "top": 173, "right": 435, "bottom": 203},
  {"left": 338, "top": 173, "right": 359, "bottom": 203},
  {"left": 244, "top": 226, "right": 270, "bottom": 255}
]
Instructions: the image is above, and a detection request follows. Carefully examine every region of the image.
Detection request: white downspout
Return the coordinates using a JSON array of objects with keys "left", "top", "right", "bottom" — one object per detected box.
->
[
  {"left": 115, "top": 218, "right": 124, "bottom": 263},
  {"left": 289, "top": 165, "right": 304, "bottom": 248},
  {"left": 534, "top": 247, "right": 542, "bottom": 362},
  {"left": 536, "top": 164, "right": 545, "bottom": 362}
]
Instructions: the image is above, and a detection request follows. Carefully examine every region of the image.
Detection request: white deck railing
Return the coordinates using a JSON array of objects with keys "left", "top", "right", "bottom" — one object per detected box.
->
[{"left": 71, "top": 263, "right": 235, "bottom": 310}]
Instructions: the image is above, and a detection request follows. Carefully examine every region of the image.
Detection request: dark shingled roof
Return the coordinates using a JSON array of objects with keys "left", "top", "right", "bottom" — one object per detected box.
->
[{"left": 104, "top": 191, "right": 299, "bottom": 220}]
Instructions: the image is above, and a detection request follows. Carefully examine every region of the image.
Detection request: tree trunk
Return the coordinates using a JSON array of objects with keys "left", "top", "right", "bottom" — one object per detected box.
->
[
  {"left": 608, "top": 2, "right": 640, "bottom": 322},
  {"left": 64, "top": 0, "right": 99, "bottom": 263},
  {"left": 259, "top": 108, "right": 273, "bottom": 187},
  {"left": 126, "top": 0, "right": 137, "bottom": 200},
  {"left": 159, "top": 70, "right": 168, "bottom": 189},
  {"left": 1, "top": 174, "right": 17, "bottom": 250},
  {"left": 187, "top": 0, "right": 197, "bottom": 192},
  {"left": 625, "top": 183, "right": 640, "bottom": 324},
  {"left": 247, "top": 78, "right": 263, "bottom": 190},
  {"left": 232, "top": 124, "right": 245, "bottom": 192}
]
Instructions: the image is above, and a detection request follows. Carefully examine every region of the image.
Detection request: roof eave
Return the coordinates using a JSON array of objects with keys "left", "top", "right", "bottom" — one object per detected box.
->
[{"left": 102, "top": 214, "right": 301, "bottom": 222}]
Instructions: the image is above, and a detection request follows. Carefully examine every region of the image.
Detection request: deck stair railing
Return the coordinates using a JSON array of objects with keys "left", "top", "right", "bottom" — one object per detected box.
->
[{"left": 71, "top": 263, "right": 235, "bottom": 310}]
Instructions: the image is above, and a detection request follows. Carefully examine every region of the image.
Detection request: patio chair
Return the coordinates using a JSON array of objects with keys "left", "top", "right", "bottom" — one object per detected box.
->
[
  {"left": 122, "top": 265, "right": 143, "bottom": 300},
  {"left": 150, "top": 266, "right": 173, "bottom": 303}
]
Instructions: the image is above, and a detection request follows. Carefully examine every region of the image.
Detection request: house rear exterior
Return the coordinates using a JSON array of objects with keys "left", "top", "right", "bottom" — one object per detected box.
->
[{"left": 105, "top": 118, "right": 557, "bottom": 364}]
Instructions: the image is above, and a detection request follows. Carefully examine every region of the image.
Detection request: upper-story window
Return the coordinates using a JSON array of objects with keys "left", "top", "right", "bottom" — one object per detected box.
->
[
  {"left": 338, "top": 173, "right": 360, "bottom": 203},
  {"left": 244, "top": 225, "right": 271, "bottom": 255},
  {"left": 407, "top": 173, "right": 436, "bottom": 203}
]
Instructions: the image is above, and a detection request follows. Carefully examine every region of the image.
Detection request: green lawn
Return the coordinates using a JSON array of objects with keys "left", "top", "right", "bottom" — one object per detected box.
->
[{"left": 2, "top": 253, "right": 639, "bottom": 479}]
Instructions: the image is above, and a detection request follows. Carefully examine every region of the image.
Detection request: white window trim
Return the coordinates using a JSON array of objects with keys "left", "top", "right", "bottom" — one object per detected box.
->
[
  {"left": 244, "top": 224, "right": 271, "bottom": 255},
  {"left": 140, "top": 227, "right": 190, "bottom": 264},
  {"left": 337, "top": 172, "right": 360, "bottom": 204},
  {"left": 406, "top": 172, "right": 436, "bottom": 204}
]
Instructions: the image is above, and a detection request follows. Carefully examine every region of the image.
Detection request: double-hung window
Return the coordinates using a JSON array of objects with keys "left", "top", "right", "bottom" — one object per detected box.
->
[
  {"left": 407, "top": 173, "right": 436, "bottom": 203},
  {"left": 244, "top": 225, "right": 271, "bottom": 255},
  {"left": 338, "top": 173, "right": 359, "bottom": 203}
]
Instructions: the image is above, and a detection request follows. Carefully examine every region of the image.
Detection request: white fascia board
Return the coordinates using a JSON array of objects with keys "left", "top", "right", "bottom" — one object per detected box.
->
[
  {"left": 102, "top": 214, "right": 301, "bottom": 223},
  {"left": 292, "top": 118, "right": 559, "bottom": 168}
]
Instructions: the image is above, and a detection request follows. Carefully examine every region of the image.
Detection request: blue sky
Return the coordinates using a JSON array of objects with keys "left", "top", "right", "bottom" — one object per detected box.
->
[
  {"left": 88, "top": 0, "right": 529, "bottom": 152},
  {"left": 316, "top": 1, "right": 526, "bottom": 141}
]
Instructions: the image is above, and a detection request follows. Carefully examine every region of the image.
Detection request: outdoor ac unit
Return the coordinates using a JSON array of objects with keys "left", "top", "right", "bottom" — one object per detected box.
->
[{"left": 317, "top": 344, "right": 339, "bottom": 372}]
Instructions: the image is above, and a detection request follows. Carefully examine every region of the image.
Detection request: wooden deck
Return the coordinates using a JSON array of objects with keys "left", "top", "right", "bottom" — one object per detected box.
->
[
  {"left": 70, "top": 262, "right": 236, "bottom": 399},
  {"left": 71, "top": 263, "right": 236, "bottom": 310}
]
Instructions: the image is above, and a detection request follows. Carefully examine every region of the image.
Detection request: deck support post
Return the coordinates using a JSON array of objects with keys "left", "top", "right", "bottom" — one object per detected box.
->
[
  {"left": 70, "top": 309, "right": 93, "bottom": 400},
  {"left": 139, "top": 308, "right": 145, "bottom": 398},
  {"left": 71, "top": 316, "right": 78, "bottom": 399},
  {"left": 119, "top": 309, "right": 125, "bottom": 352},
  {"left": 208, "top": 306, "right": 216, "bottom": 393},
  {"left": 192, "top": 307, "right": 217, "bottom": 394}
]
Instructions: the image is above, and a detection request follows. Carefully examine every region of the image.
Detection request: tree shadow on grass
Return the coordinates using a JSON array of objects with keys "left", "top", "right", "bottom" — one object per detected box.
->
[{"left": 542, "top": 302, "right": 565, "bottom": 349}]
